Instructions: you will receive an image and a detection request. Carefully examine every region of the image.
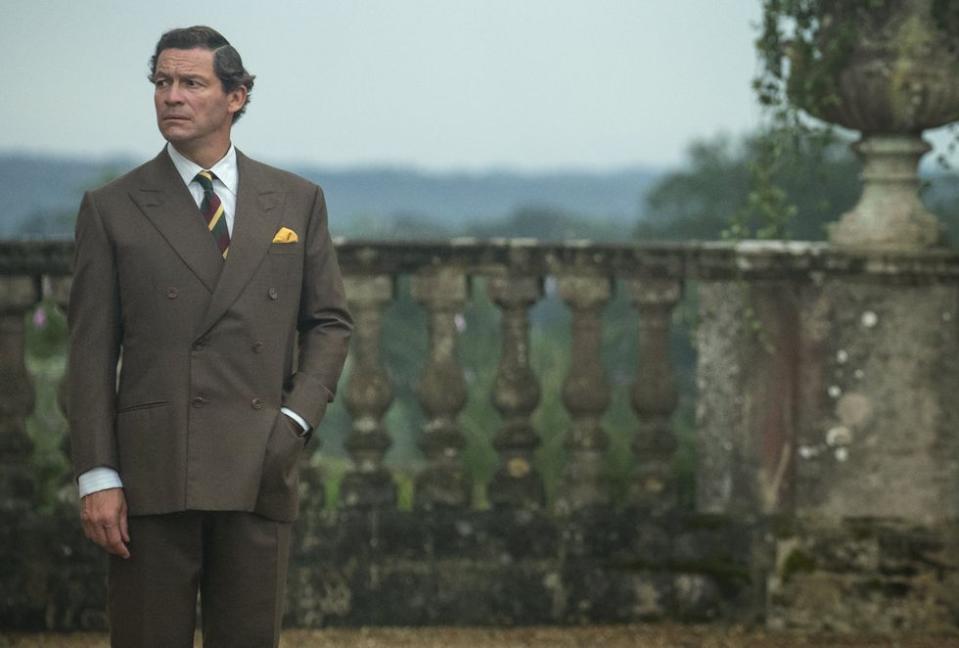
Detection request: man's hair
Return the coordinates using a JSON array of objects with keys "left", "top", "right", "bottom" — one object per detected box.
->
[{"left": 148, "top": 26, "right": 256, "bottom": 123}]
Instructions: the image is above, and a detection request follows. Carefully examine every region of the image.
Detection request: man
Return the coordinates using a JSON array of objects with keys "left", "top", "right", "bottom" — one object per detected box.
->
[{"left": 68, "top": 26, "right": 352, "bottom": 647}]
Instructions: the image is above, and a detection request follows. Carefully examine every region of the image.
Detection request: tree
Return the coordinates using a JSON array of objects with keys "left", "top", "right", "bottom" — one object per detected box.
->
[{"left": 635, "top": 132, "right": 862, "bottom": 241}]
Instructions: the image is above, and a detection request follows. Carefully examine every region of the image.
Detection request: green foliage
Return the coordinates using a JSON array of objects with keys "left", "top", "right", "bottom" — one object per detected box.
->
[
  {"left": 756, "top": 0, "right": 959, "bottom": 127},
  {"left": 635, "top": 136, "right": 751, "bottom": 240},
  {"left": 25, "top": 301, "right": 68, "bottom": 358},
  {"left": 752, "top": 1, "right": 907, "bottom": 236},
  {"left": 24, "top": 305, "right": 71, "bottom": 514},
  {"left": 780, "top": 548, "right": 818, "bottom": 582},
  {"left": 635, "top": 132, "right": 861, "bottom": 242},
  {"left": 921, "top": 173, "right": 959, "bottom": 246},
  {"left": 753, "top": 0, "right": 959, "bottom": 202},
  {"left": 754, "top": 0, "right": 895, "bottom": 125},
  {"left": 636, "top": 128, "right": 959, "bottom": 247},
  {"left": 725, "top": 135, "right": 797, "bottom": 240}
]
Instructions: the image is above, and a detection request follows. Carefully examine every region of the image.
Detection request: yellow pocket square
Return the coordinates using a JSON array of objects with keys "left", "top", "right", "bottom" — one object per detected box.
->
[{"left": 272, "top": 227, "right": 298, "bottom": 243}]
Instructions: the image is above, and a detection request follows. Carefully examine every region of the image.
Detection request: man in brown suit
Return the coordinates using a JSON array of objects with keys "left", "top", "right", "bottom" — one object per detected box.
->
[{"left": 67, "top": 26, "right": 352, "bottom": 647}]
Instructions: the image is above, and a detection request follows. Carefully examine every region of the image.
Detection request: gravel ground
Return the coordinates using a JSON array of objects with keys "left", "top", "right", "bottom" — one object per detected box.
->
[{"left": 2, "top": 626, "right": 958, "bottom": 647}]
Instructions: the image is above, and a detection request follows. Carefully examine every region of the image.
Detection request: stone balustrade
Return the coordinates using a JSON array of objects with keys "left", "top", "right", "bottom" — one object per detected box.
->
[{"left": 2, "top": 238, "right": 958, "bottom": 632}]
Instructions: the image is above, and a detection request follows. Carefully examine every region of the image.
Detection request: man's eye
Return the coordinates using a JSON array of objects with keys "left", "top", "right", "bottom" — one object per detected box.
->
[{"left": 155, "top": 79, "right": 169, "bottom": 88}]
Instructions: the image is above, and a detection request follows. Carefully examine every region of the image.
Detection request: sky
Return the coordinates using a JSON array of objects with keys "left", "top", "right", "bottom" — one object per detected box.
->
[
  {"left": 1, "top": 1, "right": 953, "bottom": 172},
  {"left": 0, "top": 0, "right": 771, "bottom": 171}
]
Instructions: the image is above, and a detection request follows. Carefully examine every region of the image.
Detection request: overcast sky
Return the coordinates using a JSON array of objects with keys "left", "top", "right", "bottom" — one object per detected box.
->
[
  {"left": 0, "top": 1, "right": 772, "bottom": 170},
  {"left": 3, "top": 1, "right": 953, "bottom": 172}
]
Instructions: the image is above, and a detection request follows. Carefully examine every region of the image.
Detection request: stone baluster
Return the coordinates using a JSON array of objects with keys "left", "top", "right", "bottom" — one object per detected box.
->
[
  {"left": 487, "top": 275, "right": 544, "bottom": 509},
  {"left": 341, "top": 275, "right": 397, "bottom": 509},
  {"left": 410, "top": 270, "right": 471, "bottom": 509},
  {"left": 0, "top": 276, "right": 41, "bottom": 512},
  {"left": 627, "top": 278, "right": 682, "bottom": 513},
  {"left": 555, "top": 275, "right": 612, "bottom": 513}
]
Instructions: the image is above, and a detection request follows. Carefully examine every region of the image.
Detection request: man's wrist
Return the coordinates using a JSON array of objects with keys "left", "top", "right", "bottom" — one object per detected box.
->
[
  {"left": 77, "top": 467, "right": 123, "bottom": 498},
  {"left": 280, "top": 407, "right": 311, "bottom": 437}
]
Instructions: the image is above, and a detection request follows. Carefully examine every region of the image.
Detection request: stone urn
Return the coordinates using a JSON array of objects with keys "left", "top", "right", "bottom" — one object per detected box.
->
[{"left": 788, "top": 0, "right": 959, "bottom": 248}]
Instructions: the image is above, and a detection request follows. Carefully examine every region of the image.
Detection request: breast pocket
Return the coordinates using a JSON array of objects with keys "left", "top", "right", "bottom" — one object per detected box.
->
[
  {"left": 268, "top": 242, "right": 299, "bottom": 255},
  {"left": 269, "top": 244, "right": 303, "bottom": 288}
]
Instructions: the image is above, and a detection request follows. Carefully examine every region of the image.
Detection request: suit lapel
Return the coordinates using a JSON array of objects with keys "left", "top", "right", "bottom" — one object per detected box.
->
[
  {"left": 129, "top": 151, "right": 223, "bottom": 293},
  {"left": 196, "top": 151, "right": 286, "bottom": 337}
]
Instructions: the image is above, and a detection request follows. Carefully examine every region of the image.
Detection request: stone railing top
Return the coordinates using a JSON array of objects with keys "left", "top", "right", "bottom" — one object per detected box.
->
[{"left": 3, "top": 238, "right": 959, "bottom": 282}]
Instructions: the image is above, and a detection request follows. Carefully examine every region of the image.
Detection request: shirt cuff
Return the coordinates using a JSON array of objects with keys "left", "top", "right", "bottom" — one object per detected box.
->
[
  {"left": 77, "top": 467, "right": 124, "bottom": 498},
  {"left": 281, "top": 407, "right": 311, "bottom": 434}
]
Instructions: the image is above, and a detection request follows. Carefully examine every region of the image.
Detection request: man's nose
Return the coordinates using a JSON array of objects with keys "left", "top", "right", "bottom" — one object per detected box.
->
[{"left": 165, "top": 83, "right": 184, "bottom": 104}]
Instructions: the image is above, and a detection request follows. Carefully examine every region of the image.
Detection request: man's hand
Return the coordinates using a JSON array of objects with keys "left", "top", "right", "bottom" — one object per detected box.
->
[{"left": 80, "top": 487, "right": 130, "bottom": 559}]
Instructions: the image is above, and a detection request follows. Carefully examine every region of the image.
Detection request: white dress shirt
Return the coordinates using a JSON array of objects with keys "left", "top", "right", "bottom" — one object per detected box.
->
[{"left": 77, "top": 143, "right": 311, "bottom": 499}]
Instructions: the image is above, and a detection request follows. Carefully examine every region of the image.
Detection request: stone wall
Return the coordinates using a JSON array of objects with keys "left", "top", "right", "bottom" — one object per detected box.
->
[
  {"left": 2, "top": 239, "right": 959, "bottom": 634},
  {"left": 766, "top": 517, "right": 959, "bottom": 633},
  {"left": 1, "top": 498, "right": 760, "bottom": 631},
  {"left": 4, "top": 498, "right": 958, "bottom": 632}
]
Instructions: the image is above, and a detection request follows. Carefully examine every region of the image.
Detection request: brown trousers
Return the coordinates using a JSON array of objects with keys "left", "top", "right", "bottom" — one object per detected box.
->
[{"left": 108, "top": 511, "right": 291, "bottom": 648}]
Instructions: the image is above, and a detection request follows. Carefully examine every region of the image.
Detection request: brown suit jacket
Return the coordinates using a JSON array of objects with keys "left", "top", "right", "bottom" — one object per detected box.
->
[{"left": 67, "top": 149, "right": 352, "bottom": 522}]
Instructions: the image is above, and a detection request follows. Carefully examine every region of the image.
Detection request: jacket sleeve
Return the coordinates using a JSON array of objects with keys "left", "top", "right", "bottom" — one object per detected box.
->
[
  {"left": 67, "top": 191, "right": 123, "bottom": 479},
  {"left": 281, "top": 185, "right": 353, "bottom": 428}
]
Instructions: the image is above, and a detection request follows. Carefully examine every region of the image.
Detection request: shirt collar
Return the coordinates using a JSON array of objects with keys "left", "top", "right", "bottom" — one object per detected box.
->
[{"left": 166, "top": 142, "right": 238, "bottom": 195}]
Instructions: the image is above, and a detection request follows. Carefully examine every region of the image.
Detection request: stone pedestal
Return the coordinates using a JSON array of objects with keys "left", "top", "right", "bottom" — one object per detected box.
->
[
  {"left": 696, "top": 262, "right": 959, "bottom": 523},
  {"left": 829, "top": 135, "right": 945, "bottom": 249},
  {"left": 793, "top": 280, "right": 959, "bottom": 522}
]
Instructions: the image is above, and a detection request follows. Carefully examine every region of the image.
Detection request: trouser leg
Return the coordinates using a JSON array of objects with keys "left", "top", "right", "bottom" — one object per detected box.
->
[
  {"left": 200, "top": 511, "right": 292, "bottom": 648},
  {"left": 108, "top": 511, "right": 202, "bottom": 648}
]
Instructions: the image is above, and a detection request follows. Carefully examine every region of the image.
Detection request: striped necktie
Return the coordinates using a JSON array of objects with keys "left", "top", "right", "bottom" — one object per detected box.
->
[{"left": 195, "top": 170, "right": 230, "bottom": 258}]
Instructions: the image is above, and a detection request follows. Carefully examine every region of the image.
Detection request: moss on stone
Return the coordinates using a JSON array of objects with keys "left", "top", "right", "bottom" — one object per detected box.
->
[
  {"left": 780, "top": 549, "right": 818, "bottom": 583},
  {"left": 683, "top": 513, "right": 735, "bottom": 530}
]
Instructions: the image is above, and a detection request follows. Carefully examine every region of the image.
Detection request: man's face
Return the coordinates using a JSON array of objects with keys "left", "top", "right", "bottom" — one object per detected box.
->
[{"left": 153, "top": 47, "right": 246, "bottom": 151}]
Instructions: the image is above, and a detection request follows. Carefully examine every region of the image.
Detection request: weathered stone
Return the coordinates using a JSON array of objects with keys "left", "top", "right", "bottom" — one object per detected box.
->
[
  {"left": 487, "top": 275, "right": 545, "bottom": 509},
  {"left": 697, "top": 270, "right": 959, "bottom": 525},
  {"left": 341, "top": 274, "right": 397, "bottom": 509},
  {"left": 627, "top": 278, "right": 683, "bottom": 513},
  {"left": 555, "top": 274, "right": 612, "bottom": 513},
  {"left": 696, "top": 279, "right": 800, "bottom": 515},
  {"left": 410, "top": 270, "right": 471, "bottom": 509},
  {"left": 766, "top": 518, "right": 959, "bottom": 633},
  {"left": 829, "top": 136, "right": 945, "bottom": 249},
  {"left": 673, "top": 573, "right": 722, "bottom": 621},
  {"left": 4, "top": 239, "right": 959, "bottom": 635},
  {"left": 794, "top": 281, "right": 959, "bottom": 522}
]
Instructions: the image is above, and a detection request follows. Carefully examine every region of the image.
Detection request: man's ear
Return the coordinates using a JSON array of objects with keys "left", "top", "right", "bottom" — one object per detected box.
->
[{"left": 227, "top": 86, "right": 248, "bottom": 117}]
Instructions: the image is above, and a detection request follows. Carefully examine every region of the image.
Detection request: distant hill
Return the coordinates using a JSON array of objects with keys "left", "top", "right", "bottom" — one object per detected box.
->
[
  {"left": 0, "top": 154, "right": 136, "bottom": 238},
  {"left": 0, "top": 152, "right": 661, "bottom": 239}
]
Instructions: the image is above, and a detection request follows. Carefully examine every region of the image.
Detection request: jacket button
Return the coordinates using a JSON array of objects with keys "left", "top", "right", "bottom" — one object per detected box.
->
[
  {"left": 252, "top": 341, "right": 263, "bottom": 353},
  {"left": 251, "top": 398, "right": 263, "bottom": 410},
  {"left": 167, "top": 287, "right": 178, "bottom": 299},
  {"left": 192, "top": 396, "right": 208, "bottom": 407},
  {"left": 268, "top": 287, "right": 278, "bottom": 300}
]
